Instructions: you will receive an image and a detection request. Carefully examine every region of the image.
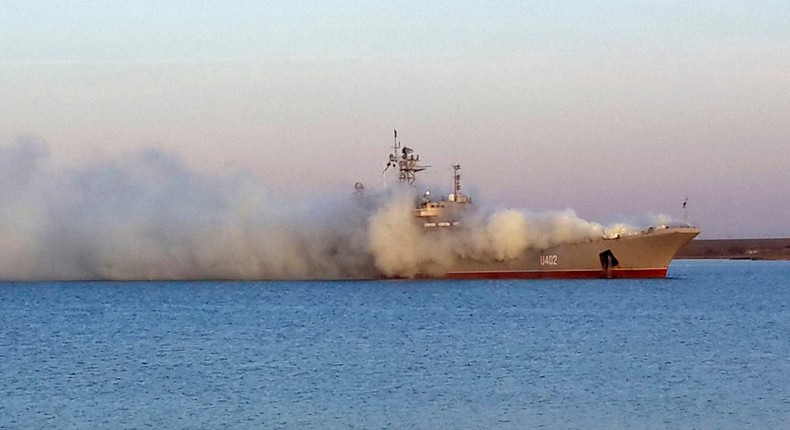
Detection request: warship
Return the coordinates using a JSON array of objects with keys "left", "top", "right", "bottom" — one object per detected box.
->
[{"left": 371, "top": 130, "right": 700, "bottom": 279}]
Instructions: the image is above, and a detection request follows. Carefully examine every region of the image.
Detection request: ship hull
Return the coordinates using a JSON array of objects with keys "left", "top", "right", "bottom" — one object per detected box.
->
[
  {"left": 427, "top": 226, "right": 700, "bottom": 280},
  {"left": 442, "top": 267, "right": 668, "bottom": 279}
]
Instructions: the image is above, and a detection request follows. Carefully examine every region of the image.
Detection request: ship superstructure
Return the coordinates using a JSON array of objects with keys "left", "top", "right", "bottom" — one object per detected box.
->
[
  {"left": 383, "top": 130, "right": 470, "bottom": 228},
  {"left": 375, "top": 130, "right": 700, "bottom": 279}
]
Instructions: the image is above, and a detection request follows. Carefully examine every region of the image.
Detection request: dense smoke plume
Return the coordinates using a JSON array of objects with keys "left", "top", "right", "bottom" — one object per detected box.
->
[{"left": 0, "top": 137, "right": 646, "bottom": 280}]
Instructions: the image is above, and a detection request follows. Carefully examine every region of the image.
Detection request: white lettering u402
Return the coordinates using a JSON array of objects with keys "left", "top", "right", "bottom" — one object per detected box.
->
[{"left": 540, "top": 254, "right": 558, "bottom": 266}]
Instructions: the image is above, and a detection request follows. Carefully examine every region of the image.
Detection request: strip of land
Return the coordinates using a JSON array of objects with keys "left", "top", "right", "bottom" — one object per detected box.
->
[{"left": 676, "top": 238, "right": 790, "bottom": 260}]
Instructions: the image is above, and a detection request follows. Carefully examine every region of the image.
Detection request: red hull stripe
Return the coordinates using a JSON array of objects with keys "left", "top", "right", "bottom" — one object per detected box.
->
[{"left": 441, "top": 268, "right": 668, "bottom": 279}]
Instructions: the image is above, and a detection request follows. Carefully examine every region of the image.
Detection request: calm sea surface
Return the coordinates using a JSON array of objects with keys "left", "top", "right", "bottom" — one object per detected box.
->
[{"left": 1, "top": 260, "right": 788, "bottom": 429}]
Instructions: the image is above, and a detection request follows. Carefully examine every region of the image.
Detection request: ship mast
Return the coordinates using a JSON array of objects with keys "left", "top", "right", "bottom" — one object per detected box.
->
[
  {"left": 385, "top": 129, "right": 427, "bottom": 184},
  {"left": 449, "top": 163, "right": 470, "bottom": 203},
  {"left": 392, "top": 129, "right": 400, "bottom": 162},
  {"left": 452, "top": 164, "right": 461, "bottom": 197}
]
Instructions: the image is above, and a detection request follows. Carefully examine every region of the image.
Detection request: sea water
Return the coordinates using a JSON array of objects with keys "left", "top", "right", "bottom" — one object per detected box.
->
[{"left": 1, "top": 260, "right": 788, "bottom": 429}]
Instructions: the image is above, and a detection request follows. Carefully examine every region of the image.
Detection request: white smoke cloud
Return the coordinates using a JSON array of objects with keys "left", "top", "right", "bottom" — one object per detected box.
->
[
  {"left": 365, "top": 202, "right": 640, "bottom": 277},
  {"left": 0, "top": 137, "right": 648, "bottom": 280},
  {"left": 0, "top": 137, "right": 377, "bottom": 280}
]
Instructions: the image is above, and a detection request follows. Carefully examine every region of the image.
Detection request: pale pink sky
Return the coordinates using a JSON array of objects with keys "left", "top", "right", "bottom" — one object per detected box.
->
[{"left": 2, "top": 1, "right": 789, "bottom": 238}]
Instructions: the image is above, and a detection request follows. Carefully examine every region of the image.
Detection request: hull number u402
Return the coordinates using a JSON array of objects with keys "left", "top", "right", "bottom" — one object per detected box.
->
[{"left": 540, "top": 254, "right": 558, "bottom": 266}]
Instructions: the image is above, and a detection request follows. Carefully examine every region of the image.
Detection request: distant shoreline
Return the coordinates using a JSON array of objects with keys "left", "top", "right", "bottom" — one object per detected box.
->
[{"left": 676, "top": 238, "right": 790, "bottom": 261}]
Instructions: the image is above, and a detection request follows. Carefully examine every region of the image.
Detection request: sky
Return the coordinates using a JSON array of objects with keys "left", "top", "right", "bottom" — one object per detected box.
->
[{"left": 2, "top": 0, "right": 789, "bottom": 239}]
